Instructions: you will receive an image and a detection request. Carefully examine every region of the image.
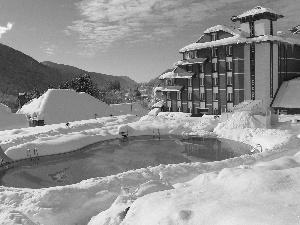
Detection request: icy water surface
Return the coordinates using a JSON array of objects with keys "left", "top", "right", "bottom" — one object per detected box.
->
[{"left": 0, "top": 136, "right": 251, "bottom": 188}]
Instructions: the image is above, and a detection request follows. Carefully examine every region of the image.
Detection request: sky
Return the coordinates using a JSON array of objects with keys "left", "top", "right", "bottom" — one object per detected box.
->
[{"left": 0, "top": 0, "right": 300, "bottom": 83}]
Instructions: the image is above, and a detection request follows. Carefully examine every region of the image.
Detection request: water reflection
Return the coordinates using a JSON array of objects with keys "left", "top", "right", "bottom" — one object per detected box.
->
[{"left": 180, "top": 136, "right": 250, "bottom": 162}]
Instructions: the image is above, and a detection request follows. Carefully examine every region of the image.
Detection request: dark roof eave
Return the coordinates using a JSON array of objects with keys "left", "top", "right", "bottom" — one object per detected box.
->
[{"left": 231, "top": 12, "right": 284, "bottom": 22}]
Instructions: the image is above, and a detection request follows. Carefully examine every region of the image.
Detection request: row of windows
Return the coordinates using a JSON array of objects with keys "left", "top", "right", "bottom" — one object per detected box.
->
[
  {"left": 187, "top": 60, "right": 232, "bottom": 73},
  {"left": 187, "top": 63, "right": 204, "bottom": 73},
  {"left": 174, "top": 106, "right": 193, "bottom": 113},
  {"left": 165, "top": 75, "right": 232, "bottom": 90},
  {"left": 167, "top": 91, "right": 233, "bottom": 102},
  {"left": 212, "top": 61, "right": 232, "bottom": 72},
  {"left": 184, "top": 75, "right": 233, "bottom": 86},
  {"left": 183, "top": 46, "right": 233, "bottom": 60}
]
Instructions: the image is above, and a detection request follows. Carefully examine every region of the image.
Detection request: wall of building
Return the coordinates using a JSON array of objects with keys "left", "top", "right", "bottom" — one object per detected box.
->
[
  {"left": 255, "top": 42, "right": 272, "bottom": 109},
  {"left": 233, "top": 45, "right": 245, "bottom": 105},
  {"left": 244, "top": 44, "right": 251, "bottom": 100},
  {"left": 278, "top": 44, "right": 300, "bottom": 85},
  {"left": 196, "top": 34, "right": 211, "bottom": 43},
  {"left": 272, "top": 43, "right": 279, "bottom": 98}
]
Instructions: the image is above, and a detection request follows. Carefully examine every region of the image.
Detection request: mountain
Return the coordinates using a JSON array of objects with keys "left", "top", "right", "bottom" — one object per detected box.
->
[
  {"left": 0, "top": 43, "right": 137, "bottom": 98},
  {"left": 41, "top": 61, "right": 137, "bottom": 89},
  {"left": 0, "top": 44, "right": 74, "bottom": 96}
]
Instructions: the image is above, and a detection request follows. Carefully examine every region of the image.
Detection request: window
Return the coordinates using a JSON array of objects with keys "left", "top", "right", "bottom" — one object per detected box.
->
[
  {"left": 167, "top": 92, "right": 170, "bottom": 100},
  {"left": 227, "top": 92, "right": 233, "bottom": 102},
  {"left": 199, "top": 63, "right": 204, "bottom": 73},
  {"left": 212, "top": 48, "right": 217, "bottom": 58},
  {"left": 226, "top": 46, "right": 232, "bottom": 56},
  {"left": 227, "top": 76, "right": 233, "bottom": 85},
  {"left": 186, "top": 51, "right": 194, "bottom": 59},
  {"left": 213, "top": 77, "right": 218, "bottom": 86},
  {"left": 226, "top": 61, "right": 232, "bottom": 71},
  {"left": 165, "top": 79, "right": 174, "bottom": 86},
  {"left": 188, "top": 78, "right": 192, "bottom": 86},
  {"left": 177, "top": 91, "right": 181, "bottom": 100},
  {"left": 212, "top": 62, "right": 218, "bottom": 72},
  {"left": 188, "top": 92, "right": 192, "bottom": 100},
  {"left": 200, "top": 92, "right": 205, "bottom": 101},
  {"left": 187, "top": 65, "right": 193, "bottom": 72},
  {"left": 212, "top": 33, "right": 217, "bottom": 41},
  {"left": 200, "top": 77, "right": 204, "bottom": 86},
  {"left": 213, "top": 92, "right": 218, "bottom": 101}
]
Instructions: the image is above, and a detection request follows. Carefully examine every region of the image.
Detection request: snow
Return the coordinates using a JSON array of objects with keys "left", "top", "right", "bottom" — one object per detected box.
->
[
  {"left": 179, "top": 33, "right": 300, "bottom": 53},
  {"left": 17, "top": 89, "right": 121, "bottom": 125},
  {"left": 2, "top": 103, "right": 300, "bottom": 224},
  {"left": 0, "top": 103, "right": 28, "bottom": 131},
  {"left": 159, "top": 67, "right": 193, "bottom": 79},
  {"left": 204, "top": 24, "right": 238, "bottom": 36},
  {"left": 234, "top": 6, "right": 283, "bottom": 20},
  {"left": 272, "top": 77, "right": 300, "bottom": 108},
  {"left": 110, "top": 103, "right": 148, "bottom": 117}
]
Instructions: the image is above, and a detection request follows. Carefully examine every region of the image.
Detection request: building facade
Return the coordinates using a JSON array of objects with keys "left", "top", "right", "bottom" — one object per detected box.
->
[{"left": 157, "top": 6, "right": 300, "bottom": 115}]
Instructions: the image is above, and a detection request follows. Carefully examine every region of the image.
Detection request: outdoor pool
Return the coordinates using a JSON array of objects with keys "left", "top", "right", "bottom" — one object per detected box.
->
[{"left": 0, "top": 135, "right": 251, "bottom": 189}]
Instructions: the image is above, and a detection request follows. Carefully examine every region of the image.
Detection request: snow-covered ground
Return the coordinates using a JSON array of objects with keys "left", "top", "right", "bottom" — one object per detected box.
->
[{"left": 1, "top": 109, "right": 300, "bottom": 224}]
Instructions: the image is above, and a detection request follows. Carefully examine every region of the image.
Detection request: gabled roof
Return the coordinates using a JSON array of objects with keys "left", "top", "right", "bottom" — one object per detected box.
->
[
  {"left": 231, "top": 6, "right": 283, "bottom": 22},
  {"left": 204, "top": 25, "right": 238, "bottom": 36}
]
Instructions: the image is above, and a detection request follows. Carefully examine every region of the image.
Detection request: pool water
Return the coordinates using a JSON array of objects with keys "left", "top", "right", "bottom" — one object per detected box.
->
[{"left": 0, "top": 136, "right": 251, "bottom": 189}]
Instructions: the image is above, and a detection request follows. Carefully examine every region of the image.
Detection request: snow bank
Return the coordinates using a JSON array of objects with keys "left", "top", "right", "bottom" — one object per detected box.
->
[
  {"left": 88, "top": 180, "right": 173, "bottom": 225},
  {"left": 0, "top": 103, "right": 28, "bottom": 131},
  {"left": 122, "top": 155, "right": 300, "bottom": 225},
  {"left": 214, "top": 111, "right": 295, "bottom": 150},
  {"left": 214, "top": 111, "right": 264, "bottom": 131},
  {"left": 1, "top": 112, "right": 300, "bottom": 225},
  {"left": 18, "top": 89, "right": 120, "bottom": 125}
]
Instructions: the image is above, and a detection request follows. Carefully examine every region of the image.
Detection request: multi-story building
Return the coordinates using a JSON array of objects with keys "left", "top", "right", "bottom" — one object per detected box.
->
[{"left": 156, "top": 6, "right": 300, "bottom": 115}]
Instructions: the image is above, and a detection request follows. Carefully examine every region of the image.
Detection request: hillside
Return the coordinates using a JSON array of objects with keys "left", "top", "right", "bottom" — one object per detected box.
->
[
  {"left": 0, "top": 44, "right": 74, "bottom": 96},
  {"left": 0, "top": 43, "right": 137, "bottom": 98},
  {"left": 42, "top": 61, "right": 137, "bottom": 88},
  {"left": 147, "top": 68, "right": 172, "bottom": 86}
]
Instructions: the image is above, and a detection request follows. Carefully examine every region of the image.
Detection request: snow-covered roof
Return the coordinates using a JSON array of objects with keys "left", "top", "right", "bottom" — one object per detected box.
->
[
  {"left": 232, "top": 6, "right": 283, "bottom": 22},
  {"left": 179, "top": 34, "right": 300, "bottom": 53},
  {"left": 0, "top": 103, "right": 28, "bottom": 131},
  {"left": 159, "top": 86, "right": 183, "bottom": 92},
  {"left": 204, "top": 25, "right": 238, "bottom": 36},
  {"left": 159, "top": 67, "right": 194, "bottom": 79},
  {"left": 18, "top": 89, "right": 120, "bottom": 125},
  {"left": 272, "top": 77, "right": 300, "bottom": 108}
]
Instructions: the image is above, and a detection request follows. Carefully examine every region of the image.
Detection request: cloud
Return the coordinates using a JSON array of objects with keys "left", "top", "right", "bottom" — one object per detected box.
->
[
  {"left": 0, "top": 22, "right": 13, "bottom": 38},
  {"left": 67, "top": 0, "right": 300, "bottom": 56},
  {"left": 40, "top": 43, "right": 58, "bottom": 56}
]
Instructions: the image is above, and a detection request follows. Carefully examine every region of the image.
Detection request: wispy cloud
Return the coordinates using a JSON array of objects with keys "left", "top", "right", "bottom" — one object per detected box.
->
[
  {"left": 67, "top": 0, "right": 298, "bottom": 56},
  {"left": 0, "top": 22, "right": 13, "bottom": 38},
  {"left": 40, "top": 43, "right": 58, "bottom": 56}
]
